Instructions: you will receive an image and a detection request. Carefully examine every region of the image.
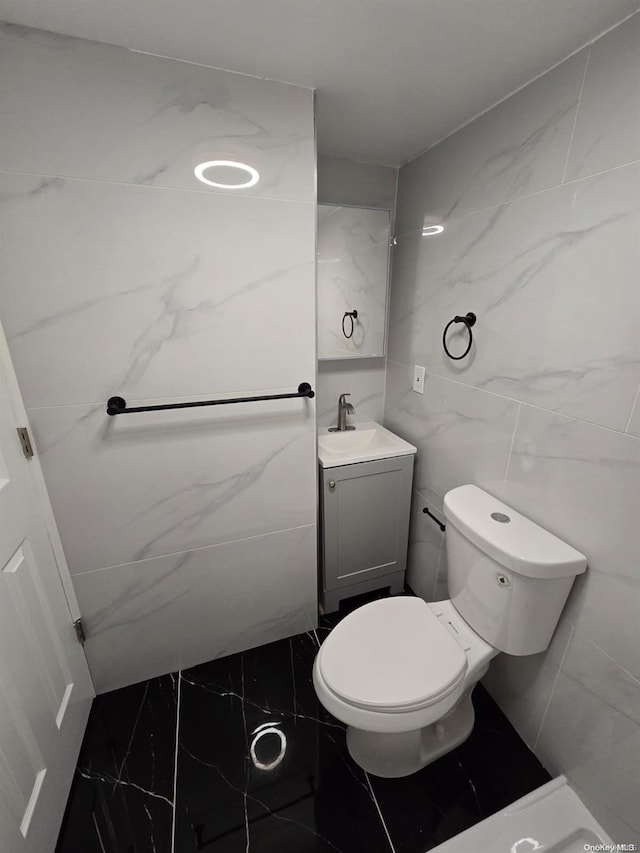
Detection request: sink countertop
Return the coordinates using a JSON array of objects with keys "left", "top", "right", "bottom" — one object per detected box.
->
[{"left": 317, "top": 421, "right": 417, "bottom": 468}]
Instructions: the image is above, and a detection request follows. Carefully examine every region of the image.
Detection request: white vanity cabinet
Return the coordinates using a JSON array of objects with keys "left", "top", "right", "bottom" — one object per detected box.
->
[{"left": 319, "top": 454, "right": 414, "bottom": 612}]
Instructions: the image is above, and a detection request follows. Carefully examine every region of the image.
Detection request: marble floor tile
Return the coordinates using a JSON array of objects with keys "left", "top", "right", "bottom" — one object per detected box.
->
[
  {"left": 175, "top": 631, "right": 392, "bottom": 852},
  {"left": 56, "top": 673, "right": 177, "bottom": 853},
  {"left": 56, "top": 597, "right": 551, "bottom": 853},
  {"left": 366, "top": 685, "right": 550, "bottom": 852}
]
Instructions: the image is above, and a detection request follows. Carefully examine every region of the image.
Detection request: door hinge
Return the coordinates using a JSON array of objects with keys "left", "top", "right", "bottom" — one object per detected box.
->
[
  {"left": 17, "top": 426, "right": 34, "bottom": 459},
  {"left": 73, "top": 619, "right": 87, "bottom": 646}
]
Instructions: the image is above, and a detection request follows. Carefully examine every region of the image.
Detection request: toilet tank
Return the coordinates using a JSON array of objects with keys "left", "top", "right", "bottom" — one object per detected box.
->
[{"left": 443, "top": 485, "right": 586, "bottom": 656}]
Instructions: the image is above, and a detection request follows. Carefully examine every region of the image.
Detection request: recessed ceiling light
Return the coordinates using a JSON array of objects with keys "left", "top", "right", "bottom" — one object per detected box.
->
[
  {"left": 194, "top": 160, "right": 260, "bottom": 189},
  {"left": 422, "top": 225, "right": 444, "bottom": 236}
]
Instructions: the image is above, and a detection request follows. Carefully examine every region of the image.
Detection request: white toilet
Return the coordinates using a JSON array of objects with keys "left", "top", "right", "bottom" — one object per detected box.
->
[{"left": 313, "top": 484, "right": 587, "bottom": 778}]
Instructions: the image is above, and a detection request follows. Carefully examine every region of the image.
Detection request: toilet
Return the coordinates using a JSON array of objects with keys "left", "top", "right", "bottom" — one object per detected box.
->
[{"left": 313, "top": 484, "right": 587, "bottom": 778}]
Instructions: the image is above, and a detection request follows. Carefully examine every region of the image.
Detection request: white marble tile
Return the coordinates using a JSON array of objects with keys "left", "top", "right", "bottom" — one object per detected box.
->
[
  {"left": 0, "top": 23, "right": 315, "bottom": 202},
  {"left": 405, "top": 489, "right": 444, "bottom": 601},
  {"left": 74, "top": 524, "right": 318, "bottom": 693},
  {"left": 535, "top": 627, "right": 640, "bottom": 838},
  {"left": 565, "top": 13, "right": 640, "bottom": 182},
  {"left": 395, "top": 51, "right": 586, "bottom": 235},
  {"left": 317, "top": 156, "right": 398, "bottom": 212},
  {"left": 482, "top": 617, "right": 573, "bottom": 750},
  {"left": 316, "top": 359, "right": 385, "bottom": 428},
  {"left": 545, "top": 162, "right": 640, "bottom": 428},
  {"left": 383, "top": 361, "right": 519, "bottom": 509},
  {"left": 28, "top": 395, "right": 316, "bottom": 573},
  {"left": 0, "top": 173, "right": 316, "bottom": 408},
  {"left": 388, "top": 162, "right": 640, "bottom": 431},
  {"left": 433, "top": 540, "right": 449, "bottom": 602},
  {"left": 504, "top": 404, "right": 640, "bottom": 680},
  {"left": 388, "top": 189, "right": 568, "bottom": 372}
]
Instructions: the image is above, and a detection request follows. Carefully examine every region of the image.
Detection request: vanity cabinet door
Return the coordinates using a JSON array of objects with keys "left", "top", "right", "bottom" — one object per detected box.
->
[{"left": 321, "top": 455, "right": 413, "bottom": 592}]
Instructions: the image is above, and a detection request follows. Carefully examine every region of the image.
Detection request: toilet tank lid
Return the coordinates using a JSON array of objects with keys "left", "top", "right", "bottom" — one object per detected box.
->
[{"left": 443, "top": 485, "right": 587, "bottom": 579}]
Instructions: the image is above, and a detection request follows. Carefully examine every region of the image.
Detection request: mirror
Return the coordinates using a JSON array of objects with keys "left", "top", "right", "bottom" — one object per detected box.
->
[{"left": 317, "top": 204, "right": 391, "bottom": 359}]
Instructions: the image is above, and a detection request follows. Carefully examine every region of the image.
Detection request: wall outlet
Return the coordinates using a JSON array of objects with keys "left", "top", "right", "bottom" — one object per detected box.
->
[{"left": 413, "top": 365, "right": 426, "bottom": 394}]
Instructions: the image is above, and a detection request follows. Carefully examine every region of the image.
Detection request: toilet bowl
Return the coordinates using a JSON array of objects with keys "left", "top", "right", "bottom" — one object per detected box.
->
[
  {"left": 313, "top": 484, "right": 587, "bottom": 778},
  {"left": 313, "top": 596, "right": 496, "bottom": 776}
]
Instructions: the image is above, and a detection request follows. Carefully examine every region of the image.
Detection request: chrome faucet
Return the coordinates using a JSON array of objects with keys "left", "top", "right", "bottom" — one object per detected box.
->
[{"left": 329, "top": 393, "right": 356, "bottom": 432}]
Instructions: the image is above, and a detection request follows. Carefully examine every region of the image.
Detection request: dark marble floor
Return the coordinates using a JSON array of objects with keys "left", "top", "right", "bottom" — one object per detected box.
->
[{"left": 56, "top": 593, "right": 550, "bottom": 853}]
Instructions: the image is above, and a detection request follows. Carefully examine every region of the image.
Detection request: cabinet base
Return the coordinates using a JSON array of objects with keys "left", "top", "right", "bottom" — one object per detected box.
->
[{"left": 321, "top": 571, "right": 406, "bottom": 613}]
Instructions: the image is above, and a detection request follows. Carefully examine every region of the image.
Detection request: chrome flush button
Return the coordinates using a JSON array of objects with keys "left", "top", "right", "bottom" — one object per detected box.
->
[{"left": 491, "top": 511, "right": 510, "bottom": 523}]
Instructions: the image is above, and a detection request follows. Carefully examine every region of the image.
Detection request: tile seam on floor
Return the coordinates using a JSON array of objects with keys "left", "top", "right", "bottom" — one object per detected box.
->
[
  {"left": 170, "top": 670, "right": 182, "bottom": 853},
  {"left": 115, "top": 680, "right": 150, "bottom": 788},
  {"left": 364, "top": 771, "right": 397, "bottom": 853},
  {"left": 240, "top": 656, "right": 250, "bottom": 853}
]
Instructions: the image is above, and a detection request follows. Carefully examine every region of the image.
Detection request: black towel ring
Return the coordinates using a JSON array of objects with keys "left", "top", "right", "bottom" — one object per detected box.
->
[
  {"left": 443, "top": 312, "right": 476, "bottom": 360},
  {"left": 342, "top": 309, "right": 358, "bottom": 339}
]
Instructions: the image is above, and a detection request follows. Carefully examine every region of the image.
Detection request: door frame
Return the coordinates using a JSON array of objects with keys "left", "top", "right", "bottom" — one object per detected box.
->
[{"left": 0, "top": 318, "right": 89, "bottom": 645}]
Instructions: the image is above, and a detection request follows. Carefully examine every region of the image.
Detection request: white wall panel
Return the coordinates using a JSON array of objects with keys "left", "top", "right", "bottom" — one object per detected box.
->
[
  {"left": 0, "top": 23, "right": 317, "bottom": 692},
  {"left": 386, "top": 14, "right": 640, "bottom": 841}
]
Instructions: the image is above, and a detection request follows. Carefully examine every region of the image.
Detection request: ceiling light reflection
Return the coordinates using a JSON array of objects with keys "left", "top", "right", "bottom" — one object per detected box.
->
[
  {"left": 250, "top": 722, "right": 287, "bottom": 771},
  {"left": 194, "top": 159, "right": 260, "bottom": 189},
  {"left": 510, "top": 838, "right": 542, "bottom": 853}
]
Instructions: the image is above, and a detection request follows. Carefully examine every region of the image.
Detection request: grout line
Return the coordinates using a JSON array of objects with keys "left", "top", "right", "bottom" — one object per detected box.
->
[
  {"left": 381, "top": 161, "right": 401, "bottom": 424},
  {"left": 560, "top": 45, "right": 591, "bottom": 185},
  {"left": 386, "top": 358, "right": 640, "bottom": 442},
  {"left": 387, "top": 359, "right": 530, "bottom": 408},
  {"left": 240, "top": 658, "right": 250, "bottom": 853},
  {"left": 570, "top": 625, "right": 640, "bottom": 688},
  {"left": 533, "top": 624, "right": 574, "bottom": 753},
  {"left": 399, "top": 8, "right": 640, "bottom": 169},
  {"left": 128, "top": 46, "right": 316, "bottom": 92},
  {"left": 381, "top": 358, "right": 388, "bottom": 423},
  {"left": 392, "top": 155, "right": 640, "bottom": 240},
  {"left": 70, "top": 522, "right": 316, "bottom": 576},
  {"left": 500, "top": 402, "right": 521, "bottom": 500},
  {"left": 170, "top": 671, "right": 182, "bottom": 853},
  {"left": 432, "top": 534, "right": 445, "bottom": 601},
  {"left": 0, "top": 166, "right": 316, "bottom": 206},
  {"left": 623, "top": 383, "right": 640, "bottom": 435},
  {"left": 364, "top": 771, "right": 397, "bottom": 853},
  {"left": 115, "top": 681, "right": 149, "bottom": 786}
]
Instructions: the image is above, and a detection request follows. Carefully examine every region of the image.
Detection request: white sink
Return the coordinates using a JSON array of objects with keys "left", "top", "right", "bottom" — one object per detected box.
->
[
  {"left": 430, "top": 776, "right": 612, "bottom": 853},
  {"left": 318, "top": 421, "right": 417, "bottom": 468}
]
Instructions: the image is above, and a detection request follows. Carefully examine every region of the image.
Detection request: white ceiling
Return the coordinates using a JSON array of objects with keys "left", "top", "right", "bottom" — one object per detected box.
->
[{"left": 1, "top": 0, "right": 638, "bottom": 166}]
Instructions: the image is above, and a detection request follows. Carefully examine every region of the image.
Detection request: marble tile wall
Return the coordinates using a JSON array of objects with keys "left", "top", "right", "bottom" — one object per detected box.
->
[
  {"left": 0, "top": 23, "right": 317, "bottom": 693},
  {"left": 384, "top": 12, "right": 640, "bottom": 843},
  {"left": 316, "top": 156, "right": 397, "bottom": 427}
]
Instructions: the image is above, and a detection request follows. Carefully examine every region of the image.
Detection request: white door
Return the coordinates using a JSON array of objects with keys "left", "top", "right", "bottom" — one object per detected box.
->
[{"left": 0, "top": 332, "right": 94, "bottom": 852}]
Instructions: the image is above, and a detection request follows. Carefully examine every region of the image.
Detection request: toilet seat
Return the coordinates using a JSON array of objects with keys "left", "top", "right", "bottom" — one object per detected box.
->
[{"left": 317, "top": 597, "right": 468, "bottom": 713}]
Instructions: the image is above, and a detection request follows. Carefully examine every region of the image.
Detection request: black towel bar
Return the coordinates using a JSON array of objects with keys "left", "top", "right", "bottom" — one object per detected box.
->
[
  {"left": 106, "top": 382, "right": 315, "bottom": 416},
  {"left": 423, "top": 506, "right": 446, "bottom": 532}
]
